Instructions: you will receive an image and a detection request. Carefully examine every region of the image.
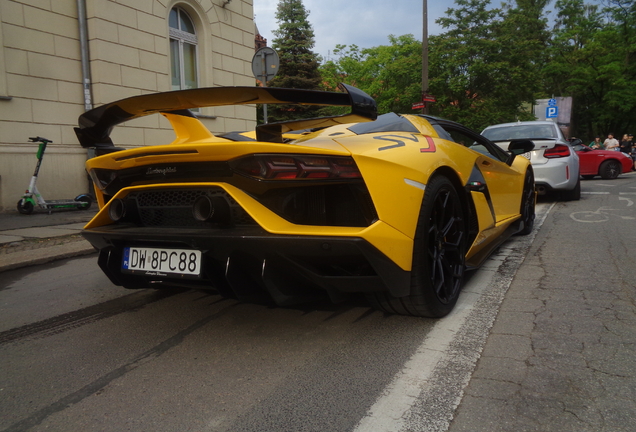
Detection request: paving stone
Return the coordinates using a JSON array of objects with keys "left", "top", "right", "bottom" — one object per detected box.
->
[
  {"left": 0, "top": 234, "right": 24, "bottom": 245},
  {"left": 473, "top": 356, "right": 528, "bottom": 383},
  {"left": 491, "top": 311, "right": 535, "bottom": 336},
  {"left": 480, "top": 334, "right": 533, "bottom": 361},
  {"left": 0, "top": 239, "right": 95, "bottom": 273}
]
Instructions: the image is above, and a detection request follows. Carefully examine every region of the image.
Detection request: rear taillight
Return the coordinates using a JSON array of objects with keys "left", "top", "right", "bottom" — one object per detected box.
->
[
  {"left": 544, "top": 144, "right": 571, "bottom": 158},
  {"left": 231, "top": 155, "right": 362, "bottom": 180}
]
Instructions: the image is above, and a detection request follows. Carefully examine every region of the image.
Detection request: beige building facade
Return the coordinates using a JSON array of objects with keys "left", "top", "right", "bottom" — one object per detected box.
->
[{"left": 0, "top": 0, "right": 256, "bottom": 212}]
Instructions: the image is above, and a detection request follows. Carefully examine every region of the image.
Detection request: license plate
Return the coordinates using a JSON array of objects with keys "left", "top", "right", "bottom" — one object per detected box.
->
[{"left": 122, "top": 247, "right": 202, "bottom": 277}]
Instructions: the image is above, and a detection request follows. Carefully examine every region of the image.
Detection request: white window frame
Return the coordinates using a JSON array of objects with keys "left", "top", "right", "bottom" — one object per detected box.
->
[{"left": 169, "top": 7, "right": 199, "bottom": 91}]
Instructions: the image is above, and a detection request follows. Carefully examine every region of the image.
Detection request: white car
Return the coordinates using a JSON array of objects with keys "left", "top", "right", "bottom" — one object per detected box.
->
[{"left": 482, "top": 121, "right": 581, "bottom": 200}]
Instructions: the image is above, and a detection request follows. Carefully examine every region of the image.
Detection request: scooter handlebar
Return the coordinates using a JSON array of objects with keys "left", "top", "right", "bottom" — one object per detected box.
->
[{"left": 29, "top": 136, "right": 52, "bottom": 143}]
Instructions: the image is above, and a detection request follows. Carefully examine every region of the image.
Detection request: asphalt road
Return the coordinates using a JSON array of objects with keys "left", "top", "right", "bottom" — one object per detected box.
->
[
  {"left": 1, "top": 174, "right": 635, "bottom": 431},
  {"left": 0, "top": 258, "right": 440, "bottom": 432}
]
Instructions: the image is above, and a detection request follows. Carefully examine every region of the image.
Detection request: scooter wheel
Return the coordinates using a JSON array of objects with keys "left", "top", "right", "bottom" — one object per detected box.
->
[
  {"left": 75, "top": 195, "right": 93, "bottom": 210},
  {"left": 17, "top": 199, "right": 34, "bottom": 215}
]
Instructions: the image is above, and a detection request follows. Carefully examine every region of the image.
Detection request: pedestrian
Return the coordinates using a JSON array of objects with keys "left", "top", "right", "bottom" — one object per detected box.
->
[
  {"left": 604, "top": 133, "right": 620, "bottom": 151},
  {"left": 620, "top": 134, "right": 633, "bottom": 154},
  {"left": 590, "top": 137, "right": 603, "bottom": 149}
]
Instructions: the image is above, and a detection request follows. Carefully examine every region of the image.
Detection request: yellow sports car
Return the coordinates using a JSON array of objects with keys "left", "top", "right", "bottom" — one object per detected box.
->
[{"left": 77, "top": 84, "right": 535, "bottom": 318}]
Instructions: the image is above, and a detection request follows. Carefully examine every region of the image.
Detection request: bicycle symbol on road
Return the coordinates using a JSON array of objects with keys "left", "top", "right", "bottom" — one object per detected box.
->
[{"left": 570, "top": 206, "right": 636, "bottom": 223}]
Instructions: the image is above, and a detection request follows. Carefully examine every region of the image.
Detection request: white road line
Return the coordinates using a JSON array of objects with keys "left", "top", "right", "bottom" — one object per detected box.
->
[
  {"left": 582, "top": 192, "right": 610, "bottom": 194},
  {"left": 353, "top": 203, "right": 555, "bottom": 432}
]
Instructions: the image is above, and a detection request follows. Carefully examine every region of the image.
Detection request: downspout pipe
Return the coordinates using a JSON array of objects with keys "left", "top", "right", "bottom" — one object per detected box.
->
[
  {"left": 77, "top": 0, "right": 93, "bottom": 111},
  {"left": 77, "top": 0, "right": 94, "bottom": 196}
]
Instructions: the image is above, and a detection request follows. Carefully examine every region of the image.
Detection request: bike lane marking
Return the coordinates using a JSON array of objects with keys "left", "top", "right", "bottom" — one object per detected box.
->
[
  {"left": 353, "top": 202, "right": 555, "bottom": 432},
  {"left": 570, "top": 208, "right": 611, "bottom": 223}
]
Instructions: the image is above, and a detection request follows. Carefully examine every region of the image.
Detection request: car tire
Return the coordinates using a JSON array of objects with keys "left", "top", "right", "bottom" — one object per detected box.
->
[
  {"left": 582, "top": 175, "right": 595, "bottom": 180},
  {"left": 367, "top": 175, "right": 466, "bottom": 318},
  {"left": 17, "top": 199, "right": 34, "bottom": 215},
  {"left": 599, "top": 160, "right": 621, "bottom": 179},
  {"left": 561, "top": 176, "right": 581, "bottom": 201},
  {"left": 517, "top": 169, "right": 535, "bottom": 235}
]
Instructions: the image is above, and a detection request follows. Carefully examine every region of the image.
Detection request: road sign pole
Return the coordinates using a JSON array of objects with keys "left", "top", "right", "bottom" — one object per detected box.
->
[
  {"left": 422, "top": 0, "right": 428, "bottom": 115},
  {"left": 252, "top": 47, "right": 279, "bottom": 125},
  {"left": 261, "top": 54, "right": 268, "bottom": 123}
]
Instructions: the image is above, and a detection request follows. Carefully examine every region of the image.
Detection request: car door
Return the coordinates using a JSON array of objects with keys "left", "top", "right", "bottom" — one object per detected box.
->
[
  {"left": 571, "top": 143, "right": 596, "bottom": 175},
  {"left": 437, "top": 122, "right": 523, "bottom": 222}
]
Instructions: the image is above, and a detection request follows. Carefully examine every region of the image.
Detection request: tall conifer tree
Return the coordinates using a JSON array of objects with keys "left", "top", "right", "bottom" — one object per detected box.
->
[{"left": 268, "top": 0, "right": 322, "bottom": 122}]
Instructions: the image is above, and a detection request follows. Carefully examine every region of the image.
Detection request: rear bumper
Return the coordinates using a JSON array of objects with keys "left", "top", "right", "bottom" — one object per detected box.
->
[
  {"left": 533, "top": 157, "right": 579, "bottom": 191},
  {"left": 82, "top": 225, "right": 411, "bottom": 306}
]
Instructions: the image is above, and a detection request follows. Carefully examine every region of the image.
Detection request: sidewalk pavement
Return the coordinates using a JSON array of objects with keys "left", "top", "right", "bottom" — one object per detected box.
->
[{"left": 0, "top": 208, "right": 99, "bottom": 273}]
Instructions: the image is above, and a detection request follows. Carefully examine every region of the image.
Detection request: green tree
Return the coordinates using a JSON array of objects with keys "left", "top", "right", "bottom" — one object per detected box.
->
[
  {"left": 428, "top": 0, "right": 509, "bottom": 129},
  {"left": 320, "top": 35, "right": 422, "bottom": 114},
  {"left": 429, "top": 0, "right": 555, "bottom": 130},
  {"left": 497, "top": 0, "right": 550, "bottom": 103},
  {"left": 543, "top": 0, "right": 606, "bottom": 138},
  {"left": 316, "top": 0, "right": 636, "bottom": 138},
  {"left": 543, "top": 0, "right": 636, "bottom": 138},
  {"left": 267, "top": 0, "right": 322, "bottom": 122},
  {"left": 599, "top": 0, "right": 636, "bottom": 134}
]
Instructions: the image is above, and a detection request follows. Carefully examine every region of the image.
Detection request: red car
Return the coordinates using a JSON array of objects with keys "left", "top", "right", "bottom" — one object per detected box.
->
[{"left": 569, "top": 140, "right": 633, "bottom": 179}]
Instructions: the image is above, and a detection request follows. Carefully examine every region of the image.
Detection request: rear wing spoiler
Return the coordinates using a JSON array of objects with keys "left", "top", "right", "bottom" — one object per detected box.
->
[{"left": 75, "top": 83, "right": 377, "bottom": 148}]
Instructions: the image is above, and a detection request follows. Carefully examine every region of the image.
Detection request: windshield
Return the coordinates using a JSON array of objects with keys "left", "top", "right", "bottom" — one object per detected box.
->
[{"left": 483, "top": 124, "right": 558, "bottom": 141}]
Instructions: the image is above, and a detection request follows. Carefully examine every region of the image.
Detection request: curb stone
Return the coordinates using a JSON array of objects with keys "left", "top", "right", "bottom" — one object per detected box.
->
[{"left": 0, "top": 236, "right": 97, "bottom": 273}]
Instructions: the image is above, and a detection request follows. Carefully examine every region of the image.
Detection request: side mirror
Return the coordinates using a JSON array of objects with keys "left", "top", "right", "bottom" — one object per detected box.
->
[
  {"left": 506, "top": 139, "right": 535, "bottom": 166},
  {"left": 568, "top": 138, "right": 583, "bottom": 146}
]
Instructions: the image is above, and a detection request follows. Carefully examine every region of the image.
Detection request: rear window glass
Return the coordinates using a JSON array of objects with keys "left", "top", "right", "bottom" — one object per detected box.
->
[
  {"left": 483, "top": 124, "right": 558, "bottom": 141},
  {"left": 348, "top": 113, "right": 419, "bottom": 135}
]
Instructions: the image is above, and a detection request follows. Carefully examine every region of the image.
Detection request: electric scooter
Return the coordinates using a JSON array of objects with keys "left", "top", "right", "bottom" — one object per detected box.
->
[{"left": 17, "top": 136, "right": 93, "bottom": 215}]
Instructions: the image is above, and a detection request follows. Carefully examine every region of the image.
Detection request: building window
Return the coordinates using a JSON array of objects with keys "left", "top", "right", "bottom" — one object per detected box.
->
[{"left": 169, "top": 7, "right": 198, "bottom": 91}]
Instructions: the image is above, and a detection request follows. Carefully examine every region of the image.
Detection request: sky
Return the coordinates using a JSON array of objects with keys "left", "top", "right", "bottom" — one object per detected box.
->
[{"left": 253, "top": 0, "right": 448, "bottom": 61}]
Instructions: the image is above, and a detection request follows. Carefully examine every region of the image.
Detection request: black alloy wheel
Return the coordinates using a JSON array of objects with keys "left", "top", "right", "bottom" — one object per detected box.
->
[
  {"left": 518, "top": 169, "right": 535, "bottom": 235},
  {"left": 599, "top": 160, "right": 621, "bottom": 179},
  {"left": 425, "top": 178, "right": 465, "bottom": 306},
  {"left": 367, "top": 175, "right": 466, "bottom": 317}
]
